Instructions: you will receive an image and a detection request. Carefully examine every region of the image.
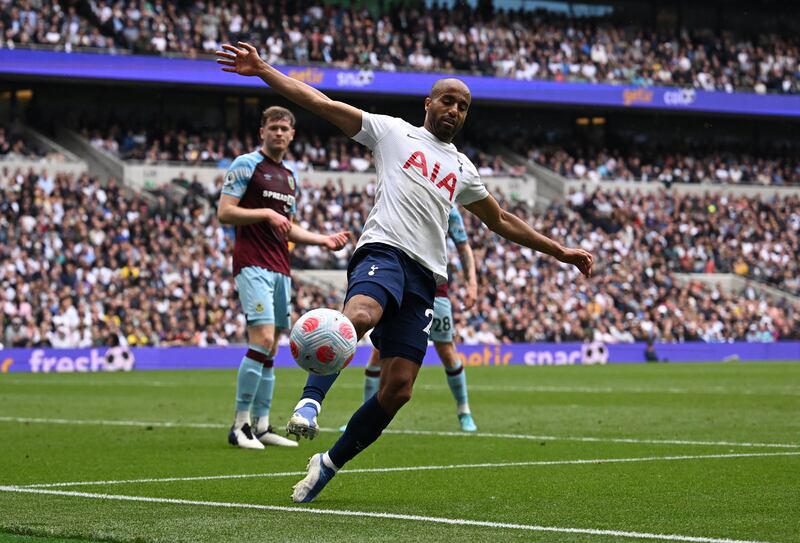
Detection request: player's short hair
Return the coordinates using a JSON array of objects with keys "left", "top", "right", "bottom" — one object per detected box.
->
[{"left": 261, "top": 106, "right": 295, "bottom": 128}]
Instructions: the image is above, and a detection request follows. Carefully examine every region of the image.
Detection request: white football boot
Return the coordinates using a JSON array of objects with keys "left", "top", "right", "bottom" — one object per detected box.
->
[
  {"left": 286, "top": 399, "right": 321, "bottom": 440},
  {"left": 227, "top": 423, "right": 265, "bottom": 450}
]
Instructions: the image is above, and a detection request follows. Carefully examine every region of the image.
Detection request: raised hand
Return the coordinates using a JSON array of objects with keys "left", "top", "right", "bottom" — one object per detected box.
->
[
  {"left": 216, "top": 42, "right": 266, "bottom": 77},
  {"left": 323, "top": 231, "right": 352, "bottom": 251},
  {"left": 559, "top": 247, "right": 594, "bottom": 278}
]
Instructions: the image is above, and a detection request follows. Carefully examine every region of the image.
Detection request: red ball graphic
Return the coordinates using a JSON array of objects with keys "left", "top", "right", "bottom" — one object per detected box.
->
[
  {"left": 338, "top": 322, "right": 355, "bottom": 341},
  {"left": 316, "top": 345, "right": 335, "bottom": 364},
  {"left": 302, "top": 317, "right": 320, "bottom": 333}
]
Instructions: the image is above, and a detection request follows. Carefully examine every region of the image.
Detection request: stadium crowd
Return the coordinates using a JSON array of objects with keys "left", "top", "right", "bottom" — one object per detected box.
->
[
  {"left": 2, "top": 1, "right": 797, "bottom": 94},
  {"left": 81, "top": 124, "right": 511, "bottom": 176},
  {"left": 0, "top": 167, "right": 340, "bottom": 348},
  {"left": 529, "top": 146, "right": 800, "bottom": 186},
  {"left": 291, "top": 178, "right": 800, "bottom": 343},
  {"left": 1, "top": 168, "right": 797, "bottom": 348}
]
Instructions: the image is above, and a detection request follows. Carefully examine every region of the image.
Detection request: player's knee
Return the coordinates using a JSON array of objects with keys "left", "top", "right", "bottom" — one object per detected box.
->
[
  {"left": 378, "top": 375, "right": 414, "bottom": 411},
  {"left": 346, "top": 305, "right": 379, "bottom": 338},
  {"left": 392, "top": 386, "right": 413, "bottom": 407},
  {"left": 253, "top": 337, "right": 274, "bottom": 353},
  {"left": 247, "top": 326, "right": 275, "bottom": 352}
]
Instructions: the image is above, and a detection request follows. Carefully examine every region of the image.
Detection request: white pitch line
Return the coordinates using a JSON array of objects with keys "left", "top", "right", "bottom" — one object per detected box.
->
[
  {"left": 0, "top": 416, "right": 221, "bottom": 429},
  {"left": 0, "top": 486, "right": 779, "bottom": 543},
  {"left": 2, "top": 416, "right": 799, "bottom": 449},
  {"left": 15, "top": 451, "right": 800, "bottom": 489},
  {"left": 376, "top": 428, "right": 800, "bottom": 449}
]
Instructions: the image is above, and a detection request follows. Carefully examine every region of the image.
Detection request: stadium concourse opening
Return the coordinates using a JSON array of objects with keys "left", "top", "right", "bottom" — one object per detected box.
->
[{"left": 0, "top": 0, "right": 798, "bottom": 540}]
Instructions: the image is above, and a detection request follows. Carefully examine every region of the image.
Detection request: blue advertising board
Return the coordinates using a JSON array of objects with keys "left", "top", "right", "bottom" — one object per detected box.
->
[
  {"left": 1, "top": 50, "right": 799, "bottom": 117},
  {"left": 1, "top": 342, "right": 797, "bottom": 373}
]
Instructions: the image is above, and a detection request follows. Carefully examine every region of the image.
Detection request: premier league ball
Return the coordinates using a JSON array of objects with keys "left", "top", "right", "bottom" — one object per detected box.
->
[{"left": 289, "top": 308, "right": 357, "bottom": 375}]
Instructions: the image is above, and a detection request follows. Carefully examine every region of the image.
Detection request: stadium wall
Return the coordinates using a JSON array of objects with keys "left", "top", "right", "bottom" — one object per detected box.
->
[
  {"left": 2, "top": 343, "right": 798, "bottom": 373},
  {"left": 0, "top": 157, "right": 86, "bottom": 177},
  {"left": 566, "top": 180, "right": 800, "bottom": 199},
  {"left": 123, "top": 164, "right": 537, "bottom": 201}
]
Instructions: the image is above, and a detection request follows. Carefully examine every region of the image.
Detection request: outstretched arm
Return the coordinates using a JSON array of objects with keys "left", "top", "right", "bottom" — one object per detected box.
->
[
  {"left": 464, "top": 195, "right": 594, "bottom": 277},
  {"left": 454, "top": 240, "right": 478, "bottom": 308},
  {"left": 289, "top": 223, "right": 352, "bottom": 250},
  {"left": 216, "top": 42, "right": 363, "bottom": 137},
  {"left": 217, "top": 194, "right": 292, "bottom": 234}
]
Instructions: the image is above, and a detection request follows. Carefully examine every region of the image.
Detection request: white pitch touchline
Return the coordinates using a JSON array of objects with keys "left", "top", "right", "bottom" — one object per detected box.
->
[
  {"left": 15, "top": 451, "right": 800, "bottom": 489},
  {"left": 0, "top": 486, "right": 779, "bottom": 543},
  {"left": 2, "top": 416, "right": 799, "bottom": 449}
]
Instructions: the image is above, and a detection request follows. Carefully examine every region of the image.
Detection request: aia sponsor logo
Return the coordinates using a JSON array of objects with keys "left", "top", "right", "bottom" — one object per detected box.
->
[{"left": 402, "top": 150, "right": 457, "bottom": 201}]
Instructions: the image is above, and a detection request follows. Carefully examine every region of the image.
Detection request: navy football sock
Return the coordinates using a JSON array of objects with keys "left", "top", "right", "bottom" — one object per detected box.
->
[
  {"left": 328, "top": 395, "right": 393, "bottom": 468},
  {"left": 301, "top": 372, "right": 340, "bottom": 404}
]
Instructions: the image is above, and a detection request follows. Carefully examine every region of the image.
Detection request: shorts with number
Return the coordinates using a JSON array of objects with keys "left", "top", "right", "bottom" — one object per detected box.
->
[
  {"left": 235, "top": 266, "right": 292, "bottom": 329},
  {"left": 430, "top": 296, "right": 454, "bottom": 343},
  {"left": 344, "top": 243, "right": 436, "bottom": 364}
]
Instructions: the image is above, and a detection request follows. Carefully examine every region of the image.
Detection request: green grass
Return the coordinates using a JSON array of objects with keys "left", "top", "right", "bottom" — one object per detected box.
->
[{"left": 1, "top": 362, "right": 799, "bottom": 543}]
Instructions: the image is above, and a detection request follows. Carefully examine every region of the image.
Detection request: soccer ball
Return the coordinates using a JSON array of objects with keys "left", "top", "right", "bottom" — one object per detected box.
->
[
  {"left": 581, "top": 341, "right": 609, "bottom": 365},
  {"left": 104, "top": 346, "right": 135, "bottom": 372},
  {"left": 289, "top": 308, "right": 357, "bottom": 375}
]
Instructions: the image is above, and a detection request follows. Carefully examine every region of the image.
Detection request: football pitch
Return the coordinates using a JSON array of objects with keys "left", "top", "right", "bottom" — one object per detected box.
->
[{"left": 1, "top": 362, "right": 798, "bottom": 543}]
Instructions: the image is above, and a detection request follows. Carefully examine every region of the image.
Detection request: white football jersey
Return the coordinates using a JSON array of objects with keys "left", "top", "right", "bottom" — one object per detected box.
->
[{"left": 352, "top": 112, "right": 488, "bottom": 283}]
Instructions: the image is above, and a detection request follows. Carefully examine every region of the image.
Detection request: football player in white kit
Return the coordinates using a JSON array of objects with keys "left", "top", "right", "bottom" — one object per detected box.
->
[{"left": 217, "top": 42, "right": 594, "bottom": 503}]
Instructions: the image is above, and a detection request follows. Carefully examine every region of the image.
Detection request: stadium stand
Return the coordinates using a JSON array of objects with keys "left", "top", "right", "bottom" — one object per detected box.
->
[
  {"left": 291, "top": 180, "right": 800, "bottom": 343},
  {"left": 77, "top": 123, "right": 514, "bottom": 177},
  {"left": 2, "top": 1, "right": 796, "bottom": 93},
  {"left": 0, "top": 169, "right": 339, "bottom": 348},
  {"left": 528, "top": 146, "right": 800, "bottom": 186},
  {"left": 3, "top": 167, "right": 795, "bottom": 348}
]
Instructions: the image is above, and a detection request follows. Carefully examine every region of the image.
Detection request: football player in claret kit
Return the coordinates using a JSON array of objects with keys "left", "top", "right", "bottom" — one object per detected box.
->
[
  {"left": 345, "top": 206, "right": 479, "bottom": 433},
  {"left": 217, "top": 42, "right": 593, "bottom": 500},
  {"left": 217, "top": 105, "right": 350, "bottom": 450}
]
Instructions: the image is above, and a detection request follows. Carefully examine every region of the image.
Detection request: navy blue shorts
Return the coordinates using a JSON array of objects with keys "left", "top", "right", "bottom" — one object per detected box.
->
[{"left": 344, "top": 243, "right": 436, "bottom": 364}]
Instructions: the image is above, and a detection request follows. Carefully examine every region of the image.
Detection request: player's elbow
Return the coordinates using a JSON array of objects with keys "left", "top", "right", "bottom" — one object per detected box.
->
[
  {"left": 217, "top": 205, "right": 232, "bottom": 224},
  {"left": 485, "top": 211, "right": 506, "bottom": 233}
]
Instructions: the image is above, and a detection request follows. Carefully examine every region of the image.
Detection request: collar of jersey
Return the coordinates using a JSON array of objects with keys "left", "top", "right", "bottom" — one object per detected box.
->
[
  {"left": 259, "top": 149, "right": 283, "bottom": 166},
  {"left": 258, "top": 149, "right": 292, "bottom": 171},
  {"left": 414, "top": 126, "right": 456, "bottom": 150}
]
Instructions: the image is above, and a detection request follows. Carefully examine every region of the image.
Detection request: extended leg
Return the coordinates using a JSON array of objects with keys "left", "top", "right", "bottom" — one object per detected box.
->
[
  {"left": 286, "top": 294, "right": 384, "bottom": 440},
  {"left": 292, "top": 356, "right": 420, "bottom": 503}
]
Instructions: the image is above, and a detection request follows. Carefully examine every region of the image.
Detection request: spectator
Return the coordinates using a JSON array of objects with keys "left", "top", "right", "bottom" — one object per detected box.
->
[{"left": 1, "top": 2, "right": 795, "bottom": 94}]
